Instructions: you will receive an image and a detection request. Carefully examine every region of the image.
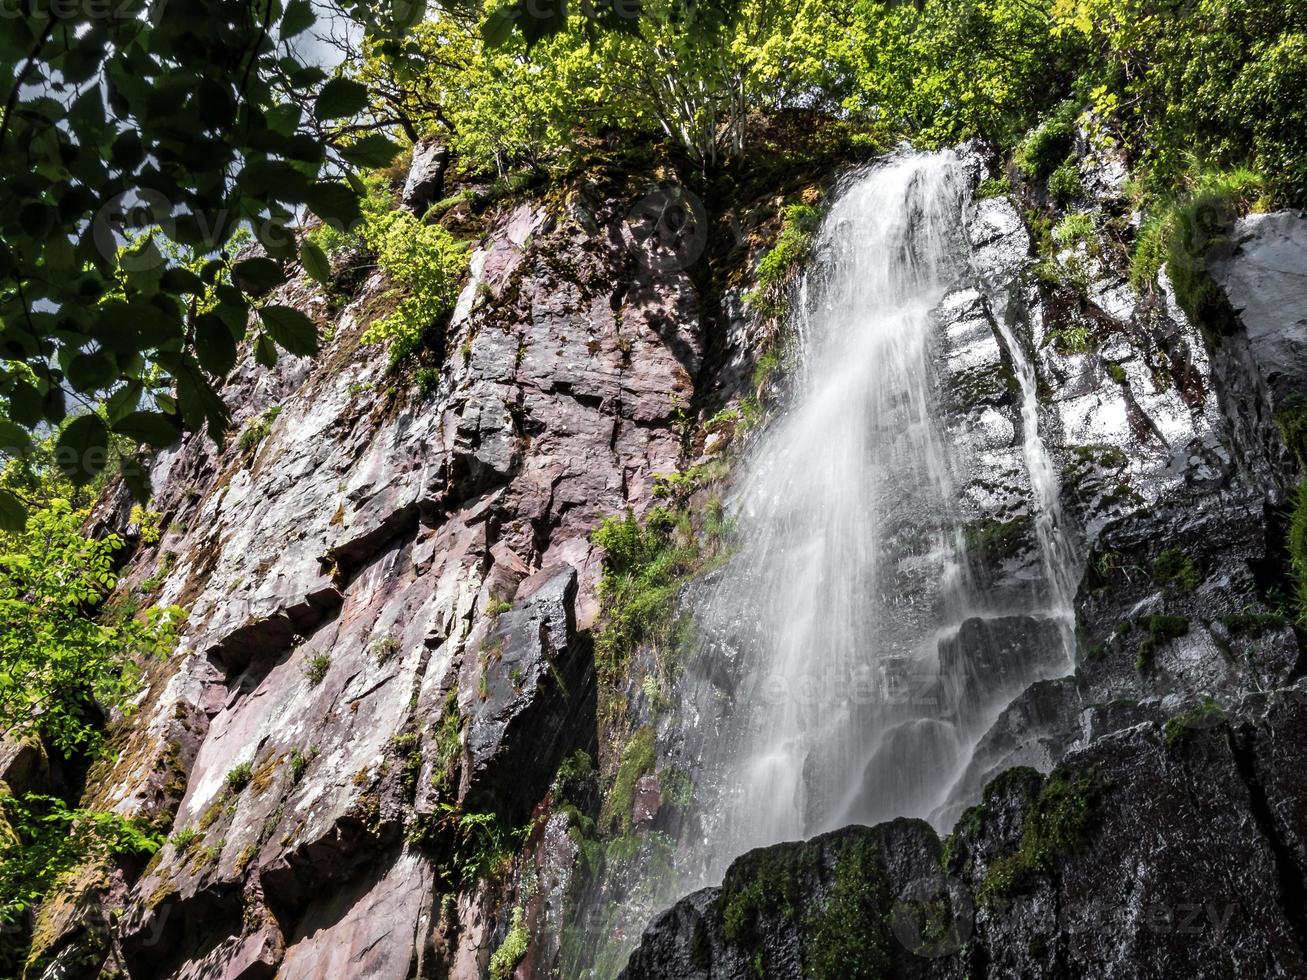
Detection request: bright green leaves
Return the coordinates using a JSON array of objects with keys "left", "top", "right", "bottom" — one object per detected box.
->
[
  {"left": 357, "top": 207, "right": 467, "bottom": 369},
  {"left": 0, "top": 499, "right": 183, "bottom": 755}
]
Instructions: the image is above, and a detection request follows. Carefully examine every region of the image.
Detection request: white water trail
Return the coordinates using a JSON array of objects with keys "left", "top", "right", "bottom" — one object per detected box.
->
[
  {"left": 571, "top": 151, "right": 1081, "bottom": 974},
  {"left": 689, "top": 151, "right": 976, "bottom": 876}
]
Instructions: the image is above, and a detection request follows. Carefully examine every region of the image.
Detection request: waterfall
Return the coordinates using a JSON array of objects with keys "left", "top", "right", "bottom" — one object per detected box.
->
[
  {"left": 689, "top": 151, "right": 975, "bottom": 868},
  {"left": 571, "top": 150, "right": 1079, "bottom": 976}
]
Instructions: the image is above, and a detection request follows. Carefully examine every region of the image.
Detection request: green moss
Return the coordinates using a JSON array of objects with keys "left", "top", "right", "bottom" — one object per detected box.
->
[
  {"left": 1164, "top": 696, "right": 1227, "bottom": 747},
  {"left": 722, "top": 835, "right": 891, "bottom": 980},
  {"left": 601, "top": 727, "right": 655, "bottom": 834},
  {"left": 977, "top": 772, "right": 1102, "bottom": 907},
  {"left": 1135, "top": 615, "right": 1191, "bottom": 672},
  {"left": 976, "top": 174, "right": 1012, "bottom": 199},
  {"left": 1151, "top": 549, "right": 1201, "bottom": 592},
  {"left": 962, "top": 514, "right": 1032, "bottom": 561},
  {"left": 1104, "top": 361, "right": 1128, "bottom": 384},
  {"left": 489, "top": 907, "right": 530, "bottom": 980},
  {"left": 1216, "top": 611, "right": 1288, "bottom": 638},
  {"left": 1288, "top": 479, "right": 1307, "bottom": 625},
  {"left": 658, "top": 766, "right": 694, "bottom": 808},
  {"left": 803, "top": 840, "right": 891, "bottom": 980}
]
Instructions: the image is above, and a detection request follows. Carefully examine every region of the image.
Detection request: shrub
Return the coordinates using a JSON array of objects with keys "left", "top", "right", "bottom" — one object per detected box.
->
[
  {"left": 976, "top": 175, "right": 1012, "bottom": 199},
  {"left": 1047, "top": 159, "right": 1083, "bottom": 202},
  {"left": 225, "top": 762, "right": 254, "bottom": 793},
  {"left": 1017, "top": 104, "right": 1078, "bottom": 179},
  {"left": 1052, "top": 211, "right": 1095, "bottom": 250},
  {"left": 360, "top": 209, "right": 469, "bottom": 370},
  {"left": 1128, "top": 166, "right": 1264, "bottom": 317},
  {"left": 288, "top": 748, "right": 315, "bottom": 784},
  {"left": 591, "top": 509, "right": 715, "bottom": 684},
  {"left": 303, "top": 654, "right": 331, "bottom": 686},
  {"left": 238, "top": 405, "right": 282, "bottom": 454}
]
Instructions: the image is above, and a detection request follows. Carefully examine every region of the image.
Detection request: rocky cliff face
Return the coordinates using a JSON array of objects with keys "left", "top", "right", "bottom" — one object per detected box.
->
[{"left": 17, "top": 133, "right": 1307, "bottom": 980}]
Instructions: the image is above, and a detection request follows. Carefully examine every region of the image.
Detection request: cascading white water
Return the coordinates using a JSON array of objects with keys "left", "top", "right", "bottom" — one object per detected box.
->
[
  {"left": 682, "top": 148, "right": 1077, "bottom": 880},
  {"left": 687, "top": 152, "right": 977, "bottom": 876},
  {"left": 571, "top": 151, "right": 1079, "bottom": 976}
]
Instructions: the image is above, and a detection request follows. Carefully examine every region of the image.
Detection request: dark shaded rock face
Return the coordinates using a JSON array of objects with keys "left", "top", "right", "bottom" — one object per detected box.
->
[{"left": 622, "top": 685, "right": 1307, "bottom": 980}]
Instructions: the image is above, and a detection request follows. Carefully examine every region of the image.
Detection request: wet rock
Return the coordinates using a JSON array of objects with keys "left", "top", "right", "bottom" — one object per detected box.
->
[
  {"left": 1208, "top": 211, "right": 1307, "bottom": 406},
  {"left": 622, "top": 710, "right": 1307, "bottom": 978},
  {"left": 460, "top": 565, "right": 596, "bottom": 825}
]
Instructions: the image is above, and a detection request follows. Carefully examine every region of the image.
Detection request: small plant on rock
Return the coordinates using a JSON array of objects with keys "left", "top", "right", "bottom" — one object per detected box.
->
[
  {"left": 304, "top": 654, "right": 331, "bottom": 686},
  {"left": 225, "top": 762, "right": 253, "bottom": 793}
]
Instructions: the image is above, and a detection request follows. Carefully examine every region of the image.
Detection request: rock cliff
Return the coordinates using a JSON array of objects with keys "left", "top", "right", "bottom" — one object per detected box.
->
[{"left": 19, "top": 131, "right": 1307, "bottom": 980}]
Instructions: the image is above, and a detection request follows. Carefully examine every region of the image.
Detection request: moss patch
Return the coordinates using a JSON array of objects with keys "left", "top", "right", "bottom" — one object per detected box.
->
[
  {"left": 1151, "top": 549, "right": 1201, "bottom": 593},
  {"left": 600, "top": 727, "right": 654, "bottom": 834},
  {"left": 721, "top": 833, "right": 891, "bottom": 980},
  {"left": 1135, "top": 615, "right": 1191, "bottom": 672},
  {"left": 977, "top": 772, "right": 1102, "bottom": 907}
]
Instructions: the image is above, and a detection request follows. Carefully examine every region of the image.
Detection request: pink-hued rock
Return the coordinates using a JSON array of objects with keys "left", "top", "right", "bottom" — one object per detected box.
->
[{"left": 32, "top": 174, "right": 718, "bottom": 979}]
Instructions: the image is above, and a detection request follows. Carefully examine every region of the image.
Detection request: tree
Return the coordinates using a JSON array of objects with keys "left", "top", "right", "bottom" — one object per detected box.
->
[
  {"left": 0, "top": 499, "right": 181, "bottom": 756},
  {"left": 0, "top": 0, "right": 394, "bottom": 530}
]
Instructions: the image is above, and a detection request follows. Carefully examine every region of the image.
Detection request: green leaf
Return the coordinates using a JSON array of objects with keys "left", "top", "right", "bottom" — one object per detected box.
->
[
  {"left": 300, "top": 239, "right": 331, "bottom": 284},
  {"left": 254, "top": 332, "right": 279, "bottom": 368},
  {"left": 195, "top": 313, "right": 240, "bottom": 376},
  {"left": 65, "top": 350, "right": 119, "bottom": 393},
  {"left": 55, "top": 414, "right": 110, "bottom": 483},
  {"left": 0, "top": 419, "right": 30, "bottom": 457},
  {"left": 105, "top": 381, "right": 144, "bottom": 424},
  {"left": 281, "top": 0, "right": 315, "bottom": 37},
  {"left": 0, "top": 488, "right": 27, "bottom": 532},
  {"left": 259, "top": 305, "right": 320, "bottom": 356},
  {"left": 232, "top": 256, "right": 287, "bottom": 295},
  {"left": 112, "top": 411, "right": 182, "bottom": 448},
  {"left": 338, "top": 134, "right": 402, "bottom": 168},
  {"left": 314, "top": 78, "right": 370, "bottom": 121}
]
